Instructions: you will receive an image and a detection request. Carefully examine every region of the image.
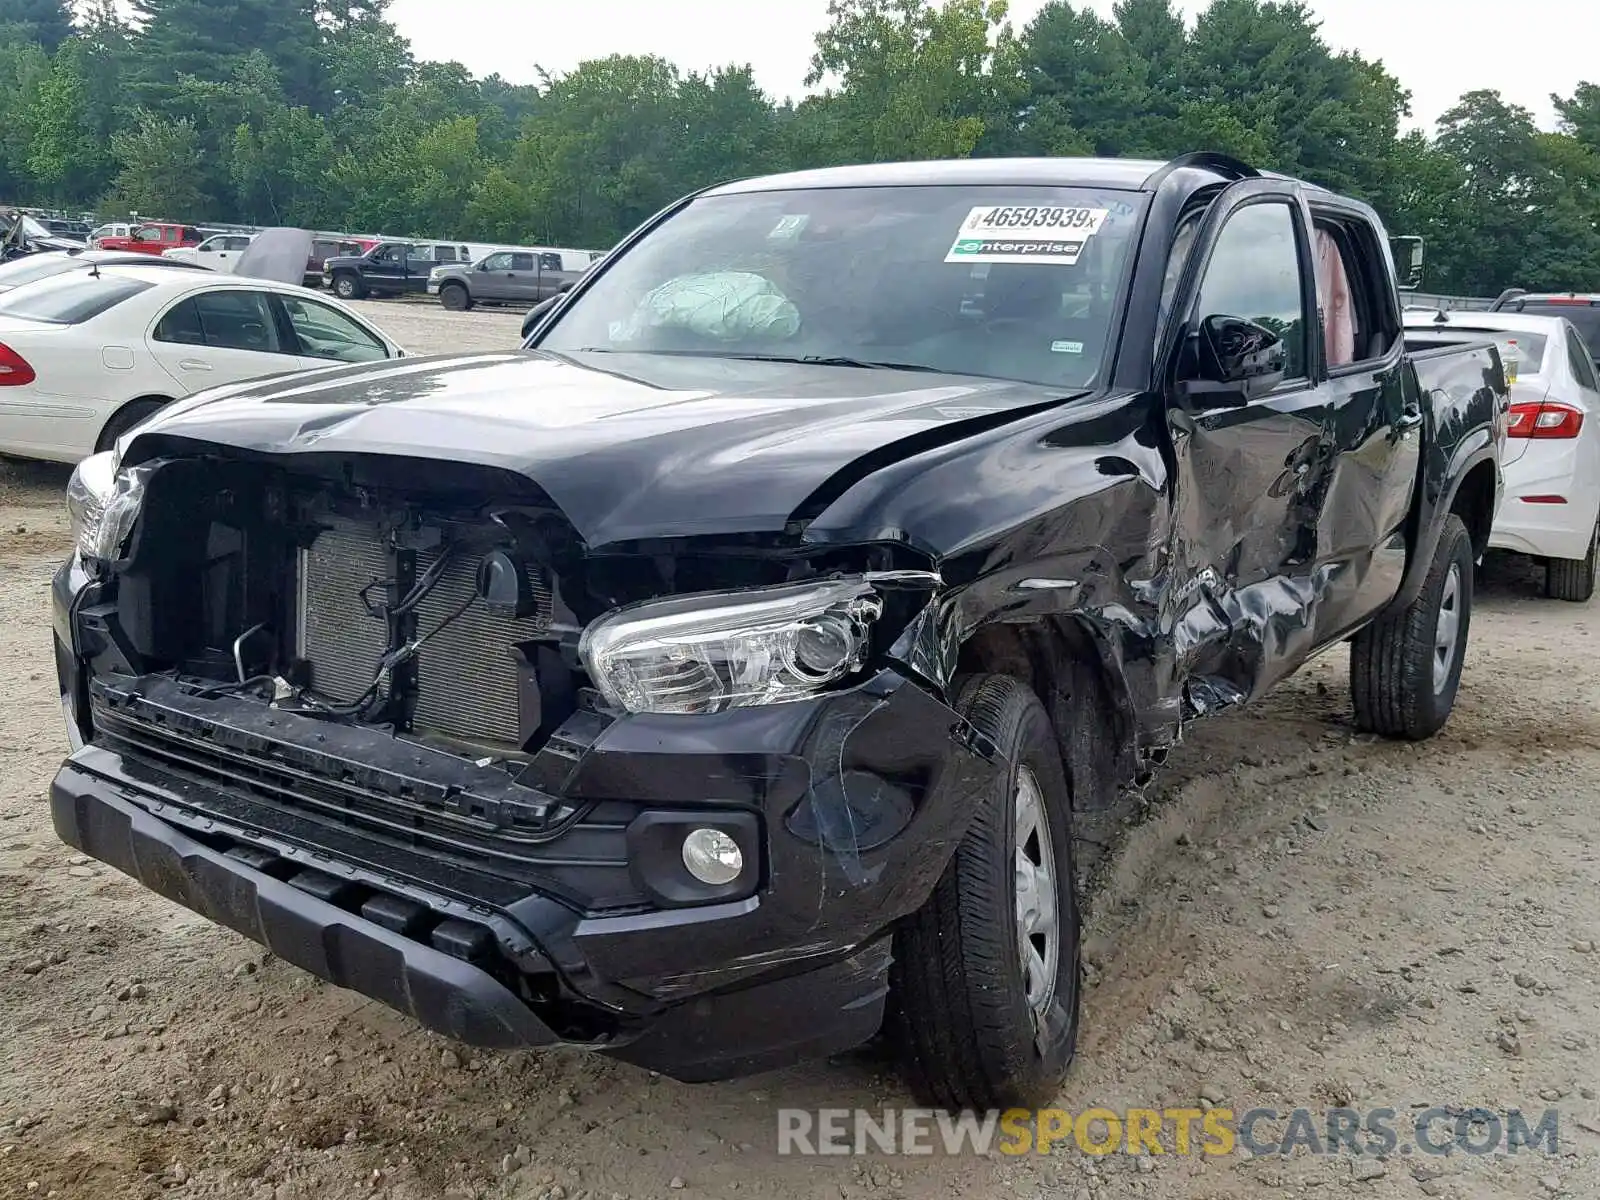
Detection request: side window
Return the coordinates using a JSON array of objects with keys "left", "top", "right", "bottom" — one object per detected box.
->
[
  {"left": 1568, "top": 327, "right": 1600, "bottom": 390},
  {"left": 188, "top": 291, "right": 285, "bottom": 353},
  {"left": 279, "top": 295, "right": 389, "bottom": 363},
  {"left": 227, "top": 236, "right": 252, "bottom": 252},
  {"left": 1195, "top": 202, "right": 1308, "bottom": 380},
  {"left": 136, "top": 227, "right": 163, "bottom": 243},
  {"left": 483, "top": 252, "right": 513, "bottom": 271},
  {"left": 1158, "top": 212, "right": 1203, "bottom": 337},
  {"left": 153, "top": 298, "right": 205, "bottom": 345},
  {"left": 516, "top": 253, "right": 540, "bottom": 272},
  {"left": 538, "top": 252, "right": 562, "bottom": 273}
]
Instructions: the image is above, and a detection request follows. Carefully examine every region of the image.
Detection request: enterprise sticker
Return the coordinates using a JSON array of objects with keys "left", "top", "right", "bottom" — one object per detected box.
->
[{"left": 945, "top": 204, "right": 1110, "bottom": 265}]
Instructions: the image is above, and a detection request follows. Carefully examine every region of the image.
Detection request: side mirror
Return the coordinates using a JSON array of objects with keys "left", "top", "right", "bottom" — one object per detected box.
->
[
  {"left": 1179, "top": 314, "right": 1287, "bottom": 407},
  {"left": 1390, "top": 235, "right": 1425, "bottom": 291}
]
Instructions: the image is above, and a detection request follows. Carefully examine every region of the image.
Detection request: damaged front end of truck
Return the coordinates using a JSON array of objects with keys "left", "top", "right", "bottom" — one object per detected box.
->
[{"left": 49, "top": 397, "right": 1043, "bottom": 1080}]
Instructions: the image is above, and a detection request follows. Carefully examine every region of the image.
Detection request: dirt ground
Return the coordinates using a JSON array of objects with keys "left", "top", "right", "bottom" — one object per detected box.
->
[{"left": 1, "top": 305, "right": 1597, "bottom": 1199}]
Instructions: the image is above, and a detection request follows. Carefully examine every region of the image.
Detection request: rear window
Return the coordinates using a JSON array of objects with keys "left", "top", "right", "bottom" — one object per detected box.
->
[
  {"left": 0, "top": 274, "right": 154, "bottom": 324},
  {"left": 1512, "top": 303, "right": 1600, "bottom": 362},
  {"left": 1446, "top": 328, "right": 1548, "bottom": 374}
]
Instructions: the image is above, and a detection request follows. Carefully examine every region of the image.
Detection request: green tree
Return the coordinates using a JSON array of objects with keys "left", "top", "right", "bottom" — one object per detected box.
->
[
  {"left": 106, "top": 110, "right": 206, "bottom": 217},
  {"left": 25, "top": 48, "right": 109, "bottom": 202},
  {"left": 231, "top": 106, "right": 336, "bottom": 224},
  {"left": 1013, "top": 2, "right": 1154, "bottom": 156},
  {"left": 0, "top": 0, "right": 72, "bottom": 51},
  {"left": 807, "top": 0, "right": 1024, "bottom": 162},
  {"left": 128, "top": 0, "right": 325, "bottom": 110}
]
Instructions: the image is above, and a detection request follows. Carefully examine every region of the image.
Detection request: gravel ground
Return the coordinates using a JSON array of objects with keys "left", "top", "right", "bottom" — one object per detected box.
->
[{"left": 1, "top": 310, "right": 1597, "bottom": 1197}]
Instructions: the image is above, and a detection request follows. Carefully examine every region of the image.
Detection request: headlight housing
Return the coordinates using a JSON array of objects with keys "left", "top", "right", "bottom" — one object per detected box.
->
[
  {"left": 579, "top": 578, "right": 884, "bottom": 715},
  {"left": 66, "top": 450, "right": 151, "bottom": 568}
]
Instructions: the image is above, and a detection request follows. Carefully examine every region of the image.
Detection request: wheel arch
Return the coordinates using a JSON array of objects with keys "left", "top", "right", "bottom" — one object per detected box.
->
[
  {"left": 95, "top": 394, "right": 175, "bottom": 454},
  {"left": 954, "top": 617, "right": 1135, "bottom": 811}
]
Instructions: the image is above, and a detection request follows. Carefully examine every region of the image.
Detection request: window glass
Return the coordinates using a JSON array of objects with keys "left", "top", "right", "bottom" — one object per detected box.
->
[
  {"left": 1196, "top": 202, "right": 1307, "bottom": 379},
  {"left": 1568, "top": 327, "right": 1600, "bottom": 390},
  {"left": 0, "top": 274, "right": 153, "bottom": 323},
  {"left": 135, "top": 227, "right": 163, "bottom": 243},
  {"left": 279, "top": 295, "right": 388, "bottom": 363},
  {"left": 227, "top": 236, "right": 253, "bottom": 251},
  {"left": 1514, "top": 303, "right": 1600, "bottom": 362},
  {"left": 1443, "top": 328, "right": 1547, "bottom": 373},
  {"left": 539, "top": 184, "right": 1147, "bottom": 389},
  {"left": 538, "top": 252, "right": 562, "bottom": 272},
  {"left": 154, "top": 297, "right": 204, "bottom": 343},
  {"left": 515, "top": 254, "right": 539, "bottom": 272},
  {"left": 155, "top": 290, "right": 283, "bottom": 353},
  {"left": 182, "top": 228, "right": 203, "bottom": 242},
  {"left": 482, "top": 252, "right": 513, "bottom": 271}
]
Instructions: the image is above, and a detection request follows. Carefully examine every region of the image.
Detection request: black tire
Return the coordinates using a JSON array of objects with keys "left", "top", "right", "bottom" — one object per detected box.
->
[
  {"left": 96, "top": 398, "right": 167, "bottom": 453},
  {"left": 1545, "top": 521, "right": 1598, "bottom": 602},
  {"left": 332, "top": 272, "right": 363, "bottom": 301},
  {"left": 1351, "top": 513, "right": 1473, "bottom": 740},
  {"left": 439, "top": 282, "right": 471, "bottom": 312},
  {"left": 890, "top": 674, "right": 1080, "bottom": 1110}
]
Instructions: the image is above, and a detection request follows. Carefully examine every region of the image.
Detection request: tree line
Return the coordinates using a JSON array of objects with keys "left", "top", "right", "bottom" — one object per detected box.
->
[{"left": 0, "top": 0, "right": 1597, "bottom": 295}]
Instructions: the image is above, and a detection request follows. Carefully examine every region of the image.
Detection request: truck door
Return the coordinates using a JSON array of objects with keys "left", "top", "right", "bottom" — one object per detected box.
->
[
  {"left": 365, "top": 244, "right": 407, "bottom": 293},
  {"left": 474, "top": 252, "right": 515, "bottom": 301},
  {"left": 1162, "top": 180, "right": 1330, "bottom": 707},
  {"left": 1302, "top": 208, "right": 1419, "bottom": 645}
]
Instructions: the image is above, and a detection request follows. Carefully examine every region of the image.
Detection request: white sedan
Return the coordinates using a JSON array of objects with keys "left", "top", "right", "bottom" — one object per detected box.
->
[
  {"left": 1406, "top": 310, "right": 1600, "bottom": 600},
  {"left": 0, "top": 263, "right": 404, "bottom": 463}
]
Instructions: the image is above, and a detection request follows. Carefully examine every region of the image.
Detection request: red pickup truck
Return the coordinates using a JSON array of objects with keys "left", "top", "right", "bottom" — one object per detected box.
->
[{"left": 94, "top": 222, "right": 205, "bottom": 255}]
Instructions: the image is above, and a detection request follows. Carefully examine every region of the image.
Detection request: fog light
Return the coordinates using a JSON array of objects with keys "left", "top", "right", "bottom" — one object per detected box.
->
[{"left": 682, "top": 828, "right": 743, "bottom": 886}]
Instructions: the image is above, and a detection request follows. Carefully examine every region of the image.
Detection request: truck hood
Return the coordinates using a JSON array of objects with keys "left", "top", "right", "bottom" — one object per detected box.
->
[{"left": 128, "top": 350, "right": 1077, "bottom": 549}]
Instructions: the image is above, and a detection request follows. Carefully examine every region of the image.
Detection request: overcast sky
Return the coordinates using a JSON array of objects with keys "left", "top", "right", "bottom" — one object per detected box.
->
[{"left": 387, "top": 0, "right": 1587, "bottom": 134}]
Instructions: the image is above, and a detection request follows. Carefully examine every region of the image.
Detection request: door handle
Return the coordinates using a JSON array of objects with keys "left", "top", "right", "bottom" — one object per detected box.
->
[{"left": 178, "top": 358, "right": 212, "bottom": 371}]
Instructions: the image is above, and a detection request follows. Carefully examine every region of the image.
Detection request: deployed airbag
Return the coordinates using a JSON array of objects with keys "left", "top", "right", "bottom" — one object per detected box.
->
[{"left": 611, "top": 272, "right": 801, "bottom": 343}]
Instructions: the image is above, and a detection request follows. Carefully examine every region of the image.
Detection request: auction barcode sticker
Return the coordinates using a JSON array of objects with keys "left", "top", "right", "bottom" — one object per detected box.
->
[{"left": 944, "top": 204, "right": 1110, "bottom": 265}]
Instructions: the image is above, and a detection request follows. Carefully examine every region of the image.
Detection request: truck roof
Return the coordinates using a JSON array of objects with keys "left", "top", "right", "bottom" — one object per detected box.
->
[{"left": 706, "top": 154, "right": 1319, "bottom": 197}]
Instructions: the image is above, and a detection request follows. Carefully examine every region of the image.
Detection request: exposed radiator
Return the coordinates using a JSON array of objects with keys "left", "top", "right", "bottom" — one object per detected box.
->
[{"left": 296, "top": 523, "right": 552, "bottom": 746}]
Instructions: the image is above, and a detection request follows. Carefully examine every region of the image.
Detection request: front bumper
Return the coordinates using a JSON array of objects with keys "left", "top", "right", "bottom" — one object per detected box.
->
[{"left": 50, "top": 560, "right": 988, "bottom": 1080}]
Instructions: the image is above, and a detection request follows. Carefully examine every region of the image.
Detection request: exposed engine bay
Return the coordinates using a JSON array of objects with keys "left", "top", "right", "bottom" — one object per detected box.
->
[{"left": 105, "top": 453, "right": 919, "bottom": 767}]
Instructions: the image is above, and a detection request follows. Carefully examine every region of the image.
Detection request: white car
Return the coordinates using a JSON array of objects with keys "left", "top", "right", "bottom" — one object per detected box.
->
[
  {"left": 162, "top": 232, "right": 256, "bottom": 274},
  {"left": 1406, "top": 310, "right": 1600, "bottom": 600},
  {"left": 0, "top": 263, "right": 405, "bottom": 463}
]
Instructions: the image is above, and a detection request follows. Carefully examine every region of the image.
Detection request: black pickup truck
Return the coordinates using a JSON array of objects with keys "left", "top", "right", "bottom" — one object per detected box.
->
[
  {"left": 51, "top": 154, "right": 1505, "bottom": 1108},
  {"left": 322, "top": 241, "right": 432, "bottom": 299}
]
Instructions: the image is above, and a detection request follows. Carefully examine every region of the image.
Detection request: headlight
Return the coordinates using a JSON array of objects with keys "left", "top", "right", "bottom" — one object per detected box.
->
[
  {"left": 579, "top": 578, "right": 884, "bottom": 715},
  {"left": 66, "top": 451, "right": 151, "bottom": 566}
]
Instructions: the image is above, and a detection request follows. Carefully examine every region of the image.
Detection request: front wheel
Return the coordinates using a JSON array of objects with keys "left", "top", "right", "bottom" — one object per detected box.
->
[
  {"left": 890, "top": 674, "right": 1080, "bottom": 1110},
  {"left": 1351, "top": 513, "right": 1474, "bottom": 740},
  {"left": 439, "top": 283, "right": 471, "bottom": 312},
  {"left": 332, "top": 272, "right": 363, "bottom": 301},
  {"left": 1545, "top": 521, "right": 1598, "bottom": 602}
]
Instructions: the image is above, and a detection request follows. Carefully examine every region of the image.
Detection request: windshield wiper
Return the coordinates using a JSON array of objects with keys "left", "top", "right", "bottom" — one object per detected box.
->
[{"left": 575, "top": 348, "right": 950, "bottom": 373}]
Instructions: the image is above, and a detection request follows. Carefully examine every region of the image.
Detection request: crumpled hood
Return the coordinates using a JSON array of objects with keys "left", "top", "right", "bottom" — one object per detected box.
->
[{"left": 128, "top": 350, "right": 1074, "bottom": 548}]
